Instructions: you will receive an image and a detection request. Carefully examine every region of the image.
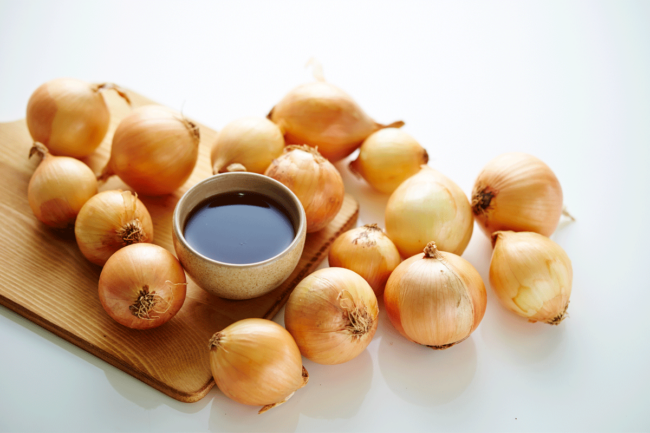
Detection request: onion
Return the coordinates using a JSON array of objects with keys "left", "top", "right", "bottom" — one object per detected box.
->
[
  {"left": 471, "top": 152, "right": 564, "bottom": 237},
  {"left": 26, "top": 78, "right": 130, "bottom": 158},
  {"left": 264, "top": 145, "right": 344, "bottom": 233},
  {"left": 328, "top": 224, "right": 401, "bottom": 297},
  {"left": 99, "top": 105, "right": 200, "bottom": 196},
  {"left": 98, "top": 243, "right": 187, "bottom": 330},
  {"left": 210, "top": 117, "right": 284, "bottom": 174},
  {"left": 349, "top": 128, "right": 429, "bottom": 194},
  {"left": 75, "top": 190, "right": 154, "bottom": 266},
  {"left": 384, "top": 242, "right": 487, "bottom": 349},
  {"left": 385, "top": 165, "right": 473, "bottom": 257},
  {"left": 284, "top": 267, "right": 379, "bottom": 365},
  {"left": 208, "top": 318, "right": 308, "bottom": 414},
  {"left": 27, "top": 142, "right": 97, "bottom": 228},
  {"left": 269, "top": 75, "right": 403, "bottom": 162},
  {"left": 490, "top": 231, "right": 572, "bottom": 325}
]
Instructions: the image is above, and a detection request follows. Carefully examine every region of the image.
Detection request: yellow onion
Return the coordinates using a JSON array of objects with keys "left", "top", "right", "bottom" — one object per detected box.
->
[
  {"left": 265, "top": 145, "right": 344, "bottom": 232},
  {"left": 384, "top": 242, "right": 487, "bottom": 349},
  {"left": 27, "top": 142, "right": 97, "bottom": 228},
  {"left": 385, "top": 165, "right": 473, "bottom": 257},
  {"left": 328, "top": 224, "right": 401, "bottom": 297},
  {"left": 99, "top": 105, "right": 200, "bottom": 196},
  {"left": 75, "top": 190, "right": 154, "bottom": 266},
  {"left": 490, "top": 231, "right": 572, "bottom": 325},
  {"left": 472, "top": 152, "right": 563, "bottom": 237},
  {"left": 269, "top": 78, "right": 403, "bottom": 162},
  {"left": 98, "top": 243, "right": 187, "bottom": 330},
  {"left": 26, "top": 78, "right": 130, "bottom": 158},
  {"left": 285, "top": 267, "right": 378, "bottom": 365},
  {"left": 349, "top": 128, "right": 429, "bottom": 194},
  {"left": 211, "top": 117, "right": 284, "bottom": 174},
  {"left": 208, "top": 318, "right": 308, "bottom": 414}
]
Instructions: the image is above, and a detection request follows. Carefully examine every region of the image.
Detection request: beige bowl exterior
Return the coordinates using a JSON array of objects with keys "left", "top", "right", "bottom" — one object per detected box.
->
[{"left": 172, "top": 173, "right": 306, "bottom": 300}]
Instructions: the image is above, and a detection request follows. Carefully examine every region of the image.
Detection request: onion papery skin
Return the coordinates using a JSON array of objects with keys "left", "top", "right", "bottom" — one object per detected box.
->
[
  {"left": 209, "top": 319, "right": 307, "bottom": 412},
  {"left": 384, "top": 243, "right": 487, "bottom": 349},
  {"left": 490, "top": 231, "right": 572, "bottom": 324},
  {"left": 210, "top": 117, "right": 284, "bottom": 174},
  {"left": 328, "top": 224, "right": 401, "bottom": 297},
  {"left": 270, "top": 81, "right": 400, "bottom": 162},
  {"left": 471, "top": 152, "right": 563, "bottom": 237},
  {"left": 349, "top": 128, "right": 429, "bottom": 194},
  {"left": 265, "top": 145, "right": 344, "bottom": 233},
  {"left": 385, "top": 165, "right": 473, "bottom": 257},
  {"left": 98, "top": 243, "right": 186, "bottom": 330},
  {"left": 75, "top": 190, "right": 154, "bottom": 266},
  {"left": 26, "top": 78, "right": 123, "bottom": 158},
  {"left": 27, "top": 143, "right": 97, "bottom": 229},
  {"left": 285, "top": 267, "right": 379, "bottom": 365},
  {"left": 101, "top": 105, "right": 200, "bottom": 196}
]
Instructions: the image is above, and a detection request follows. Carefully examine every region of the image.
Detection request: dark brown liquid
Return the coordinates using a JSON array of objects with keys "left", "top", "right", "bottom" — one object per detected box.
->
[{"left": 183, "top": 192, "right": 295, "bottom": 264}]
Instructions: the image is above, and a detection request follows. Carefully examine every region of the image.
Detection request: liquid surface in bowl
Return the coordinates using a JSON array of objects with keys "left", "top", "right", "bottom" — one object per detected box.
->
[{"left": 183, "top": 192, "right": 295, "bottom": 264}]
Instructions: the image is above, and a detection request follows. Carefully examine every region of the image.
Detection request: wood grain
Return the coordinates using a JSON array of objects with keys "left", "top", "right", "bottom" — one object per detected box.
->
[{"left": 0, "top": 90, "right": 358, "bottom": 402}]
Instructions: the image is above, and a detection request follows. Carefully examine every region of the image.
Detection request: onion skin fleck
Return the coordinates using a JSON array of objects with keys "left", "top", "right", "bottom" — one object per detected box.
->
[
  {"left": 490, "top": 231, "right": 572, "bottom": 325},
  {"left": 472, "top": 152, "right": 564, "bottom": 237},
  {"left": 98, "top": 243, "right": 186, "bottom": 330}
]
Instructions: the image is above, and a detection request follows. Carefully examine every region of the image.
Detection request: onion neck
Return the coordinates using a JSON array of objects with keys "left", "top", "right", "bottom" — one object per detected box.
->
[
  {"left": 129, "top": 285, "right": 157, "bottom": 319},
  {"left": 183, "top": 119, "right": 201, "bottom": 145},
  {"left": 423, "top": 241, "right": 441, "bottom": 259},
  {"left": 93, "top": 83, "right": 132, "bottom": 105},
  {"left": 208, "top": 332, "right": 223, "bottom": 350},
  {"left": 285, "top": 144, "right": 326, "bottom": 163},
  {"left": 471, "top": 185, "right": 495, "bottom": 216},
  {"left": 29, "top": 142, "right": 49, "bottom": 161},
  {"left": 117, "top": 218, "right": 146, "bottom": 246}
]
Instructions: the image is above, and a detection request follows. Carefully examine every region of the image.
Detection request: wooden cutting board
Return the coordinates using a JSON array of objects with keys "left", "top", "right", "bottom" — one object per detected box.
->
[{"left": 0, "top": 89, "right": 358, "bottom": 402}]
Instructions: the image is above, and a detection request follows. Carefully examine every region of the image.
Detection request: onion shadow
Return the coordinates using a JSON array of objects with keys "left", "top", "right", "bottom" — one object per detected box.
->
[
  {"left": 207, "top": 386, "right": 300, "bottom": 433},
  {"left": 479, "top": 300, "right": 567, "bottom": 366},
  {"left": 299, "top": 350, "right": 374, "bottom": 420},
  {"left": 376, "top": 311, "right": 478, "bottom": 407}
]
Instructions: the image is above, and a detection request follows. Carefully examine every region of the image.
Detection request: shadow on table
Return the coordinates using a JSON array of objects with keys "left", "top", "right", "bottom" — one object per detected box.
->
[{"left": 376, "top": 308, "right": 478, "bottom": 407}]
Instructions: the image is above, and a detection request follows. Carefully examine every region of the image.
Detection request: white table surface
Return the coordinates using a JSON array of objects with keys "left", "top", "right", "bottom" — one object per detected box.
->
[{"left": 1, "top": 1, "right": 649, "bottom": 432}]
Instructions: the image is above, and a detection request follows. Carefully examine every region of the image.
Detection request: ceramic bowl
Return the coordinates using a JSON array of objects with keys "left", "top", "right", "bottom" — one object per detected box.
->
[{"left": 172, "top": 172, "right": 306, "bottom": 300}]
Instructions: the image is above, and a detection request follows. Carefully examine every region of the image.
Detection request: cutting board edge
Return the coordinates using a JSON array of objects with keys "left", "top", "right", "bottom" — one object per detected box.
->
[{"left": 0, "top": 292, "right": 215, "bottom": 403}]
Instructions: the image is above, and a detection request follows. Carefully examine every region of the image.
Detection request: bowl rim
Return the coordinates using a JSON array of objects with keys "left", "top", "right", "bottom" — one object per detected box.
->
[{"left": 172, "top": 172, "right": 307, "bottom": 269}]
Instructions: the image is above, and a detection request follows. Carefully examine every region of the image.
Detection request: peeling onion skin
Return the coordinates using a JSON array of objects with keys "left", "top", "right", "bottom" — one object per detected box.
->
[
  {"left": 384, "top": 242, "right": 487, "bottom": 349},
  {"left": 98, "top": 243, "right": 187, "bottom": 330},
  {"left": 27, "top": 143, "right": 97, "bottom": 229},
  {"left": 26, "top": 78, "right": 129, "bottom": 158},
  {"left": 209, "top": 319, "right": 308, "bottom": 413},
  {"left": 385, "top": 165, "right": 473, "bottom": 257},
  {"left": 270, "top": 81, "right": 403, "bottom": 162},
  {"left": 490, "top": 231, "right": 572, "bottom": 325},
  {"left": 100, "top": 105, "right": 200, "bottom": 196},
  {"left": 284, "top": 267, "right": 379, "bottom": 365},
  {"left": 471, "top": 152, "right": 563, "bottom": 238}
]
